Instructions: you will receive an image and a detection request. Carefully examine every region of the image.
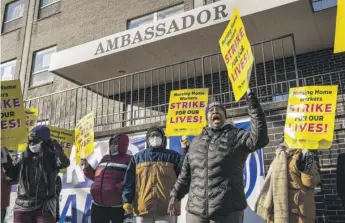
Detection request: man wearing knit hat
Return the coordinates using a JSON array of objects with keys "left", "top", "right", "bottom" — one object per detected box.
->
[
  {"left": 122, "top": 126, "right": 182, "bottom": 223},
  {"left": 168, "top": 89, "right": 269, "bottom": 223},
  {"left": 2, "top": 125, "right": 70, "bottom": 223}
]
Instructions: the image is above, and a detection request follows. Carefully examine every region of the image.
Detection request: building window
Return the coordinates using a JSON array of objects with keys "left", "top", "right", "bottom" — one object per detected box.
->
[
  {"left": 127, "top": 4, "right": 184, "bottom": 29},
  {"left": 0, "top": 60, "right": 16, "bottom": 81},
  {"left": 194, "top": 0, "right": 220, "bottom": 8},
  {"left": 39, "top": 0, "right": 61, "bottom": 19},
  {"left": 2, "top": 0, "right": 24, "bottom": 33},
  {"left": 30, "top": 46, "right": 56, "bottom": 87},
  {"left": 311, "top": 0, "right": 337, "bottom": 12}
]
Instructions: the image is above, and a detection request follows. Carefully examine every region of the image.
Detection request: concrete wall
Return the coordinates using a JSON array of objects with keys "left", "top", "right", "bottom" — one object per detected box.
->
[{"left": 1, "top": 0, "right": 192, "bottom": 99}]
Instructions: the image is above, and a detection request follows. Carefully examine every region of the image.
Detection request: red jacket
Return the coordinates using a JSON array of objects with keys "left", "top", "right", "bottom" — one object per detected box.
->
[
  {"left": 1, "top": 168, "right": 12, "bottom": 210},
  {"left": 84, "top": 153, "right": 132, "bottom": 206}
]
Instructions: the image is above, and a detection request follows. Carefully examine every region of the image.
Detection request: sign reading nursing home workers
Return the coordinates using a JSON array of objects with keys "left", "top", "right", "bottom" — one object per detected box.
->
[
  {"left": 219, "top": 7, "right": 254, "bottom": 102},
  {"left": 1, "top": 80, "right": 28, "bottom": 147},
  {"left": 17, "top": 108, "right": 39, "bottom": 151},
  {"left": 334, "top": 0, "right": 345, "bottom": 53},
  {"left": 75, "top": 112, "right": 94, "bottom": 165},
  {"left": 48, "top": 126, "right": 75, "bottom": 159},
  {"left": 284, "top": 85, "right": 338, "bottom": 150},
  {"left": 166, "top": 88, "right": 208, "bottom": 136}
]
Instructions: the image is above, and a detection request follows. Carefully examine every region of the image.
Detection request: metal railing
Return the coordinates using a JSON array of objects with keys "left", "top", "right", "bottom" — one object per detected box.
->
[{"left": 24, "top": 34, "right": 344, "bottom": 131}]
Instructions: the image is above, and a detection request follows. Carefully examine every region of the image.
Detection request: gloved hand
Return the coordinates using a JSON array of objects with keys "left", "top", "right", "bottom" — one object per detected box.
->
[
  {"left": 123, "top": 203, "right": 133, "bottom": 214},
  {"left": 167, "top": 197, "right": 178, "bottom": 216},
  {"left": 297, "top": 149, "right": 314, "bottom": 173},
  {"left": 1, "top": 147, "right": 8, "bottom": 164},
  {"left": 279, "top": 136, "right": 287, "bottom": 151},
  {"left": 180, "top": 136, "right": 190, "bottom": 153},
  {"left": 81, "top": 158, "right": 90, "bottom": 168}
]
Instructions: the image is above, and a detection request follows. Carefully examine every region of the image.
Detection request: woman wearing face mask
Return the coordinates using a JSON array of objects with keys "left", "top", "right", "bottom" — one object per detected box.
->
[
  {"left": 122, "top": 126, "right": 182, "bottom": 223},
  {"left": 83, "top": 133, "right": 132, "bottom": 223},
  {"left": 2, "top": 125, "right": 70, "bottom": 223}
]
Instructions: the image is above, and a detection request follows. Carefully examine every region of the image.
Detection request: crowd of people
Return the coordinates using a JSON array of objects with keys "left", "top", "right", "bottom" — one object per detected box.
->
[{"left": 1, "top": 90, "right": 322, "bottom": 223}]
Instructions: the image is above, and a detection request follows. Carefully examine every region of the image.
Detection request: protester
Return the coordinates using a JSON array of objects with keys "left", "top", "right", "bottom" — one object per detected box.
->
[
  {"left": 83, "top": 133, "right": 132, "bottom": 223},
  {"left": 1, "top": 147, "right": 13, "bottom": 223},
  {"left": 168, "top": 89, "right": 269, "bottom": 223},
  {"left": 122, "top": 126, "right": 182, "bottom": 223},
  {"left": 255, "top": 136, "right": 320, "bottom": 223},
  {"left": 2, "top": 125, "right": 70, "bottom": 223}
]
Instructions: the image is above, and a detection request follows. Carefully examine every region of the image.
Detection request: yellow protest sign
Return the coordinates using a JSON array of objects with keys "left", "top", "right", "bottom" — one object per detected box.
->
[
  {"left": 48, "top": 126, "right": 75, "bottom": 159},
  {"left": 17, "top": 108, "right": 39, "bottom": 151},
  {"left": 166, "top": 88, "right": 208, "bottom": 136},
  {"left": 284, "top": 85, "right": 338, "bottom": 150},
  {"left": 1, "top": 80, "right": 28, "bottom": 147},
  {"left": 75, "top": 112, "right": 94, "bottom": 165},
  {"left": 334, "top": 0, "right": 345, "bottom": 53},
  {"left": 219, "top": 7, "right": 254, "bottom": 102}
]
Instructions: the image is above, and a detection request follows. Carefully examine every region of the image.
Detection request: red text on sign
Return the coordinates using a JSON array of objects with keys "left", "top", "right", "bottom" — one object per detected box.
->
[
  {"left": 287, "top": 123, "right": 328, "bottom": 133},
  {"left": 170, "top": 101, "right": 205, "bottom": 109},
  {"left": 170, "top": 116, "right": 203, "bottom": 124},
  {"left": 289, "top": 104, "right": 332, "bottom": 113},
  {"left": 224, "top": 27, "right": 245, "bottom": 64},
  {"left": 230, "top": 49, "right": 251, "bottom": 82}
]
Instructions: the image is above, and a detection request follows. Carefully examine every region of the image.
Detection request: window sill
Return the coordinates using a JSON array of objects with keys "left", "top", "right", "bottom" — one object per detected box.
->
[
  {"left": 29, "top": 81, "right": 54, "bottom": 90},
  {"left": 1, "top": 27, "right": 22, "bottom": 36},
  {"left": 37, "top": 11, "right": 61, "bottom": 22}
]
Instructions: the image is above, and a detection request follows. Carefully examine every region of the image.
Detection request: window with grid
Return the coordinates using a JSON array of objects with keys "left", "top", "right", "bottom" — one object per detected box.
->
[
  {"left": 2, "top": 0, "right": 24, "bottom": 33},
  {"left": 1, "top": 60, "right": 16, "bottom": 81},
  {"left": 30, "top": 47, "right": 56, "bottom": 87},
  {"left": 39, "top": 0, "right": 61, "bottom": 19},
  {"left": 127, "top": 4, "right": 184, "bottom": 29}
]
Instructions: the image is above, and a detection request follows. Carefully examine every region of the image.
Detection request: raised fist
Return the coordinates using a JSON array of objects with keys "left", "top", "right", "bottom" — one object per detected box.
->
[
  {"left": 81, "top": 158, "right": 90, "bottom": 168},
  {"left": 180, "top": 136, "right": 190, "bottom": 152}
]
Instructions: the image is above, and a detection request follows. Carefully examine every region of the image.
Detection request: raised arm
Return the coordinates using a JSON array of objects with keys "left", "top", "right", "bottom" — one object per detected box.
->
[{"left": 236, "top": 92, "right": 269, "bottom": 152}]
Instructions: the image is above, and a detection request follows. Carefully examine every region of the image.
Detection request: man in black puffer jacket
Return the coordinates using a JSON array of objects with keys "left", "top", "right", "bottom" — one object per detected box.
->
[{"left": 168, "top": 90, "right": 269, "bottom": 223}]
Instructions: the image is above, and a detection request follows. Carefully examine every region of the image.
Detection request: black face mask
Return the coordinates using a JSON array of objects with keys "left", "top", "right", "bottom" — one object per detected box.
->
[{"left": 207, "top": 106, "right": 226, "bottom": 129}]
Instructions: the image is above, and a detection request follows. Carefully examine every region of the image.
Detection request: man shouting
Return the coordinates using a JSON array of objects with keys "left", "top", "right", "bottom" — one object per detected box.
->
[{"left": 168, "top": 90, "right": 269, "bottom": 223}]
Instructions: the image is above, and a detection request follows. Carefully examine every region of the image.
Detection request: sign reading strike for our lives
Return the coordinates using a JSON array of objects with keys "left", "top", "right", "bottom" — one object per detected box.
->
[
  {"left": 48, "top": 126, "right": 75, "bottom": 159},
  {"left": 284, "top": 85, "right": 338, "bottom": 150},
  {"left": 1, "top": 80, "right": 28, "bottom": 146},
  {"left": 219, "top": 7, "right": 254, "bottom": 102},
  {"left": 166, "top": 88, "right": 208, "bottom": 136},
  {"left": 334, "top": 0, "right": 345, "bottom": 53},
  {"left": 75, "top": 112, "right": 94, "bottom": 165}
]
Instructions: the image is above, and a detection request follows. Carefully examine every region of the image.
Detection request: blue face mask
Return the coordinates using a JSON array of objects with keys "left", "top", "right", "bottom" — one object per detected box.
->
[{"left": 111, "top": 152, "right": 118, "bottom": 156}]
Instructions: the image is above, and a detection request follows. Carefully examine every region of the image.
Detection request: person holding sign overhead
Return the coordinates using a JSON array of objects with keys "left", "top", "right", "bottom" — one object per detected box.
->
[
  {"left": 2, "top": 125, "right": 70, "bottom": 223},
  {"left": 168, "top": 89, "right": 269, "bottom": 223},
  {"left": 82, "top": 133, "right": 132, "bottom": 223},
  {"left": 122, "top": 126, "right": 182, "bottom": 223}
]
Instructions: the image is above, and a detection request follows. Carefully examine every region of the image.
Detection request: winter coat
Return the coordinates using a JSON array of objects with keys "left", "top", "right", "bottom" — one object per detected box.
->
[
  {"left": 84, "top": 134, "right": 132, "bottom": 207},
  {"left": 84, "top": 154, "right": 132, "bottom": 206},
  {"left": 3, "top": 140, "right": 70, "bottom": 209},
  {"left": 1, "top": 168, "right": 12, "bottom": 210},
  {"left": 286, "top": 149, "right": 320, "bottom": 223},
  {"left": 255, "top": 150, "right": 289, "bottom": 222},
  {"left": 170, "top": 93, "right": 269, "bottom": 219},
  {"left": 337, "top": 153, "right": 345, "bottom": 208},
  {"left": 122, "top": 147, "right": 182, "bottom": 216}
]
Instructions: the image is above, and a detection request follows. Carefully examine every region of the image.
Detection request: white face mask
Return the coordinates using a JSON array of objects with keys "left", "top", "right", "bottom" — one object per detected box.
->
[
  {"left": 149, "top": 137, "right": 162, "bottom": 148},
  {"left": 29, "top": 143, "right": 42, "bottom": 153}
]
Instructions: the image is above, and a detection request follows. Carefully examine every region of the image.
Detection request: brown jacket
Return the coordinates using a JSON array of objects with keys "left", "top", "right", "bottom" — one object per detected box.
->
[{"left": 286, "top": 150, "right": 320, "bottom": 223}]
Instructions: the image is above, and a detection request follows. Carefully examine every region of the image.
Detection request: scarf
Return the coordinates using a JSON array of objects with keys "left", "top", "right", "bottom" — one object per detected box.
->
[{"left": 255, "top": 149, "right": 289, "bottom": 223}]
